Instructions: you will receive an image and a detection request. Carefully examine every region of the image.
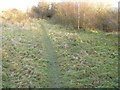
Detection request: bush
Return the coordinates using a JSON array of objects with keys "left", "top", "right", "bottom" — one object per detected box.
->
[
  {"left": 0, "top": 9, "right": 28, "bottom": 24},
  {"left": 27, "top": 2, "right": 55, "bottom": 19}
]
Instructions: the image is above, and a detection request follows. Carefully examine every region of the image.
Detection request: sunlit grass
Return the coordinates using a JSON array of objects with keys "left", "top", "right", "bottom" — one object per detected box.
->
[
  {"left": 2, "top": 19, "right": 118, "bottom": 88},
  {"left": 2, "top": 21, "right": 51, "bottom": 88},
  {"left": 44, "top": 20, "right": 118, "bottom": 88}
]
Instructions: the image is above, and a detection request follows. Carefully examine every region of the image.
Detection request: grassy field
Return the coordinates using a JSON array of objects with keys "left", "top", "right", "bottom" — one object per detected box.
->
[{"left": 2, "top": 19, "right": 118, "bottom": 88}]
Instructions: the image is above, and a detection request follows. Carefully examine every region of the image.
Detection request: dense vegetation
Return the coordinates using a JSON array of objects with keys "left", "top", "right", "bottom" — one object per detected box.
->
[{"left": 28, "top": 2, "right": 118, "bottom": 32}]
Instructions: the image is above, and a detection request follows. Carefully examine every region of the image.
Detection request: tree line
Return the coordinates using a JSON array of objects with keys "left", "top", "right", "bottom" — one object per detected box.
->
[
  {"left": 27, "top": 1, "right": 118, "bottom": 32},
  {"left": 0, "top": 1, "right": 118, "bottom": 32}
]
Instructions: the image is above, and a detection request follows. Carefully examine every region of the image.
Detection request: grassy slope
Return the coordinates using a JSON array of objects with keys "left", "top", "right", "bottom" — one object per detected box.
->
[
  {"left": 42, "top": 20, "right": 118, "bottom": 88},
  {"left": 2, "top": 19, "right": 118, "bottom": 88},
  {"left": 2, "top": 21, "right": 51, "bottom": 88}
]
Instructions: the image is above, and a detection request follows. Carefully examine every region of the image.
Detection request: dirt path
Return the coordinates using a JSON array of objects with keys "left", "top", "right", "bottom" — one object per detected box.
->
[{"left": 40, "top": 22, "right": 62, "bottom": 88}]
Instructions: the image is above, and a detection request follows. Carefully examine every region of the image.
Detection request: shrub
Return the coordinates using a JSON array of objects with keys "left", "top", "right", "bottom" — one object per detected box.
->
[{"left": 0, "top": 9, "right": 28, "bottom": 24}]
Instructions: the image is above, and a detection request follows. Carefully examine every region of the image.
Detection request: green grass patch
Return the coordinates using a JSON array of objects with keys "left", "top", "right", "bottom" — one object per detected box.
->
[{"left": 2, "top": 19, "right": 118, "bottom": 88}]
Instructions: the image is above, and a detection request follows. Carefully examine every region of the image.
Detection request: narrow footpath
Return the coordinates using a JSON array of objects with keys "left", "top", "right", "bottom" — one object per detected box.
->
[{"left": 40, "top": 22, "right": 62, "bottom": 88}]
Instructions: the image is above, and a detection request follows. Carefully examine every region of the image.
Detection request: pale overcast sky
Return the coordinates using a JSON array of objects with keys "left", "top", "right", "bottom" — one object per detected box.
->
[{"left": 0, "top": 0, "right": 119, "bottom": 12}]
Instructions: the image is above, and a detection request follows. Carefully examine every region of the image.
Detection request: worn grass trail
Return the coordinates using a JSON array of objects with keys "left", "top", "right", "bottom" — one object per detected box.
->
[{"left": 40, "top": 22, "right": 62, "bottom": 88}]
